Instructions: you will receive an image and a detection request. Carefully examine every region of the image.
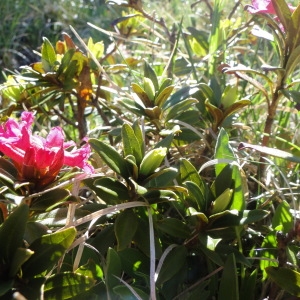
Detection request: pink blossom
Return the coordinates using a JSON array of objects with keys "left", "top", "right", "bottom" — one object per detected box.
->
[
  {"left": 0, "top": 112, "right": 94, "bottom": 189},
  {"left": 247, "top": 0, "right": 295, "bottom": 15}
]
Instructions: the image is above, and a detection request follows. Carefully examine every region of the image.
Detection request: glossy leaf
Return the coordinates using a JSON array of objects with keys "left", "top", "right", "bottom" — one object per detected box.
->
[
  {"left": 105, "top": 248, "right": 122, "bottom": 291},
  {"left": 118, "top": 248, "right": 149, "bottom": 278},
  {"left": 205, "top": 99, "right": 223, "bottom": 129},
  {"left": 22, "top": 227, "right": 76, "bottom": 278},
  {"left": 75, "top": 259, "right": 103, "bottom": 281},
  {"left": 30, "top": 188, "right": 70, "bottom": 212},
  {"left": 218, "top": 253, "right": 238, "bottom": 300},
  {"left": 122, "top": 123, "right": 143, "bottom": 165},
  {"left": 145, "top": 167, "right": 178, "bottom": 188},
  {"left": 156, "top": 245, "right": 187, "bottom": 285},
  {"left": 223, "top": 100, "right": 251, "bottom": 120},
  {"left": 210, "top": 188, "right": 233, "bottom": 215},
  {"left": 272, "top": 200, "right": 293, "bottom": 233},
  {"left": 144, "top": 60, "right": 159, "bottom": 91},
  {"left": 240, "top": 269, "right": 258, "bottom": 300},
  {"left": 266, "top": 267, "right": 300, "bottom": 297},
  {"left": 271, "top": 0, "right": 292, "bottom": 33},
  {"left": 9, "top": 247, "right": 34, "bottom": 278},
  {"left": 215, "top": 128, "right": 235, "bottom": 176},
  {"left": 132, "top": 82, "right": 152, "bottom": 107},
  {"left": 141, "top": 189, "right": 177, "bottom": 204},
  {"left": 115, "top": 209, "right": 139, "bottom": 251},
  {"left": 41, "top": 37, "right": 57, "bottom": 72},
  {"left": 89, "top": 139, "right": 130, "bottom": 178},
  {"left": 221, "top": 85, "right": 238, "bottom": 109},
  {"left": 179, "top": 158, "right": 202, "bottom": 186},
  {"left": 0, "top": 204, "right": 29, "bottom": 263},
  {"left": 94, "top": 177, "right": 130, "bottom": 204},
  {"left": 156, "top": 218, "right": 190, "bottom": 239},
  {"left": 114, "top": 285, "right": 149, "bottom": 300},
  {"left": 143, "top": 77, "right": 155, "bottom": 102},
  {"left": 184, "top": 180, "right": 206, "bottom": 211},
  {"left": 44, "top": 272, "right": 94, "bottom": 299},
  {"left": 139, "top": 147, "right": 167, "bottom": 177},
  {"left": 162, "top": 85, "right": 199, "bottom": 110},
  {"left": 165, "top": 98, "right": 198, "bottom": 121},
  {"left": 284, "top": 45, "right": 300, "bottom": 80},
  {"left": 155, "top": 85, "right": 175, "bottom": 108}
]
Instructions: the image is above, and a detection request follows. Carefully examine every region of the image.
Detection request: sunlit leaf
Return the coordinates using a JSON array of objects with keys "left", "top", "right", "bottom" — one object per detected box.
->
[
  {"left": 266, "top": 267, "right": 300, "bottom": 297},
  {"left": 44, "top": 272, "right": 94, "bottom": 299}
]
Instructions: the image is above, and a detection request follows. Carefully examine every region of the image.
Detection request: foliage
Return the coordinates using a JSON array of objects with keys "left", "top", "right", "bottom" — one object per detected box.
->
[{"left": 0, "top": 0, "right": 300, "bottom": 299}]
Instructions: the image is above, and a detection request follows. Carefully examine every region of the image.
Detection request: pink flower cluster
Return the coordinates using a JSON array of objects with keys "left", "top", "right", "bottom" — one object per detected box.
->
[{"left": 0, "top": 112, "right": 93, "bottom": 189}]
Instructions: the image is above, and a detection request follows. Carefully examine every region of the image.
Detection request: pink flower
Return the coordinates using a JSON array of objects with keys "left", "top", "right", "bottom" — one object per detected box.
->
[
  {"left": 247, "top": 0, "right": 276, "bottom": 14},
  {"left": 247, "top": 0, "right": 295, "bottom": 15},
  {"left": 0, "top": 112, "right": 94, "bottom": 189}
]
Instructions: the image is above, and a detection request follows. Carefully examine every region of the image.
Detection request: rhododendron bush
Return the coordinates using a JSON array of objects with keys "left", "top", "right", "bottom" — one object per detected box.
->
[{"left": 0, "top": 0, "right": 300, "bottom": 299}]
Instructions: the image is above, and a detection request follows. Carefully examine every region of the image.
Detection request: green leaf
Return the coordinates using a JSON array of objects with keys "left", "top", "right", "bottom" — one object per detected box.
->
[
  {"left": 221, "top": 85, "right": 238, "bottom": 109},
  {"left": 218, "top": 253, "right": 238, "bottom": 300},
  {"left": 291, "top": 5, "right": 300, "bottom": 50},
  {"left": 139, "top": 147, "right": 167, "bottom": 177},
  {"left": 144, "top": 60, "right": 159, "bottom": 91},
  {"left": 9, "top": 247, "right": 34, "bottom": 277},
  {"left": 93, "top": 177, "right": 130, "bottom": 204},
  {"left": 211, "top": 189, "right": 233, "bottom": 215},
  {"left": 0, "top": 279, "right": 14, "bottom": 297},
  {"left": 41, "top": 37, "right": 57, "bottom": 72},
  {"left": 223, "top": 100, "right": 251, "bottom": 120},
  {"left": 30, "top": 188, "right": 70, "bottom": 212},
  {"left": 22, "top": 227, "right": 76, "bottom": 278},
  {"left": 75, "top": 259, "right": 103, "bottom": 281},
  {"left": 118, "top": 248, "right": 149, "bottom": 278},
  {"left": 205, "top": 99, "right": 223, "bottom": 129},
  {"left": 132, "top": 82, "right": 152, "bottom": 107},
  {"left": 145, "top": 167, "right": 178, "bottom": 188},
  {"left": 44, "top": 272, "right": 94, "bottom": 299},
  {"left": 122, "top": 123, "right": 143, "bottom": 165},
  {"left": 156, "top": 245, "right": 187, "bottom": 285},
  {"left": 165, "top": 98, "right": 198, "bottom": 121},
  {"left": 89, "top": 139, "right": 130, "bottom": 179},
  {"left": 155, "top": 85, "right": 175, "bottom": 108},
  {"left": 271, "top": 0, "right": 292, "bottom": 34},
  {"left": 240, "top": 269, "right": 258, "bottom": 300},
  {"left": 266, "top": 267, "right": 300, "bottom": 297},
  {"left": 215, "top": 128, "right": 235, "bottom": 176},
  {"left": 184, "top": 181, "right": 206, "bottom": 211},
  {"left": 162, "top": 85, "right": 199, "bottom": 110},
  {"left": 179, "top": 158, "right": 202, "bottom": 186},
  {"left": 156, "top": 218, "right": 190, "bottom": 239},
  {"left": 0, "top": 204, "right": 29, "bottom": 263},
  {"left": 120, "top": 98, "right": 145, "bottom": 116},
  {"left": 155, "top": 133, "right": 174, "bottom": 150},
  {"left": 209, "top": 209, "right": 269, "bottom": 228},
  {"left": 259, "top": 232, "right": 278, "bottom": 280},
  {"left": 284, "top": 45, "right": 300, "bottom": 80},
  {"left": 272, "top": 200, "right": 293, "bottom": 233},
  {"left": 213, "top": 164, "right": 233, "bottom": 197},
  {"left": 105, "top": 248, "right": 122, "bottom": 291},
  {"left": 132, "top": 120, "right": 145, "bottom": 155},
  {"left": 141, "top": 189, "right": 177, "bottom": 204},
  {"left": 143, "top": 77, "right": 156, "bottom": 102},
  {"left": 114, "top": 285, "right": 149, "bottom": 300},
  {"left": 115, "top": 209, "right": 139, "bottom": 251}
]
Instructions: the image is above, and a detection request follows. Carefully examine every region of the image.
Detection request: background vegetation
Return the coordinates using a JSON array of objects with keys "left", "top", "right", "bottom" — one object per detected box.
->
[{"left": 0, "top": 0, "right": 300, "bottom": 299}]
